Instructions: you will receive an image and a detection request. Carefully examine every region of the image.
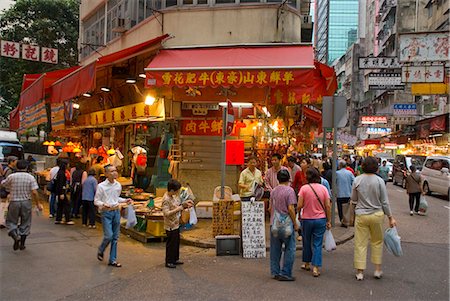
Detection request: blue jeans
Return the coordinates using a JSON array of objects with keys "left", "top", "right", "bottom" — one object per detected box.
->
[
  {"left": 49, "top": 193, "right": 57, "bottom": 216},
  {"left": 270, "top": 225, "right": 296, "bottom": 277},
  {"left": 99, "top": 210, "right": 121, "bottom": 263},
  {"left": 302, "top": 218, "right": 326, "bottom": 267}
]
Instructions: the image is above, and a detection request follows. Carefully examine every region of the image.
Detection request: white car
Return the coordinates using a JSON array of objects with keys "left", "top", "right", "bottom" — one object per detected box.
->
[
  {"left": 386, "top": 161, "right": 393, "bottom": 181},
  {"left": 421, "top": 156, "right": 450, "bottom": 201}
]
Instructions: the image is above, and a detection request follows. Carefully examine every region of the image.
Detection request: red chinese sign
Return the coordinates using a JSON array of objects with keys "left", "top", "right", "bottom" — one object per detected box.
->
[
  {"left": 361, "top": 116, "right": 388, "bottom": 124},
  {"left": 1, "top": 40, "right": 20, "bottom": 58},
  {"left": 22, "top": 44, "right": 40, "bottom": 61},
  {"left": 226, "top": 140, "right": 244, "bottom": 165},
  {"left": 181, "top": 119, "right": 241, "bottom": 136},
  {"left": 147, "top": 69, "right": 304, "bottom": 88},
  {"left": 41, "top": 47, "right": 58, "bottom": 64},
  {"left": 269, "top": 88, "right": 324, "bottom": 105}
]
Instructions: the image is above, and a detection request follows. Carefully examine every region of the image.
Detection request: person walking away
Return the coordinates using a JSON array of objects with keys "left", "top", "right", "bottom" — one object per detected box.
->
[
  {"left": 82, "top": 168, "right": 98, "bottom": 228},
  {"left": 94, "top": 165, "right": 132, "bottom": 267},
  {"left": 238, "top": 157, "right": 263, "bottom": 202},
  {"left": 298, "top": 167, "right": 331, "bottom": 277},
  {"left": 351, "top": 156, "right": 397, "bottom": 281},
  {"left": 1, "top": 160, "right": 43, "bottom": 250},
  {"left": 54, "top": 160, "right": 74, "bottom": 225},
  {"left": 47, "top": 158, "right": 60, "bottom": 218},
  {"left": 378, "top": 160, "right": 390, "bottom": 184},
  {"left": 336, "top": 160, "right": 355, "bottom": 227},
  {"left": 287, "top": 156, "right": 301, "bottom": 183},
  {"left": 162, "top": 179, "right": 193, "bottom": 268},
  {"left": 269, "top": 170, "right": 299, "bottom": 281},
  {"left": 405, "top": 165, "right": 423, "bottom": 216},
  {"left": 70, "top": 163, "right": 86, "bottom": 218}
]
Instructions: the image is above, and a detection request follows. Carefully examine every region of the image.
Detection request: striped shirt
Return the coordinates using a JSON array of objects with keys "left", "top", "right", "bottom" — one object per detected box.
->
[
  {"left": 1, "top": 172, "right": 39, "bottom": 202},
  {"left": 264, "top": 166, "right": 289, "bottom": 192}
]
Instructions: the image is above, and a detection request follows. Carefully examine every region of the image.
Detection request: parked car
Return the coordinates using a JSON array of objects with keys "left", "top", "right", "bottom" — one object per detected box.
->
[
  {"left": 0, "top": 130, "right": 24, "bottom": 169},
  {"left": 421, "top": 156, "right": 450, "bottom": 201},
  {"left": 393, "top": 155, "right": 426, "bottom": 188}
]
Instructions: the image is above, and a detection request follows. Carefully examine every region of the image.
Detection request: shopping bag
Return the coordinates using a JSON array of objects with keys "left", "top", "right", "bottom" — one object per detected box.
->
[
  {"left": 180, "top": 209, "right": 190, "bottom": 225},
  {"left": 189, "top": 207, "right": 198, "bottom": 225},
  {"left": 0, "top": 201, "right": 8, "bottom": 226},
  {"left": 384, "top": 226, "right": 403, "bottom": 257},
  {"left": 324, "top": 230, "right": 336, "bottom": 252},
  {"left": 419, "top": 195, "right": 428, "bottom": 215},
  {"left": 126, "top": 205, "right": 137, "bottom": 229},
  {"left": 342, "top": 202, "right": 355, "bottom": 226}
]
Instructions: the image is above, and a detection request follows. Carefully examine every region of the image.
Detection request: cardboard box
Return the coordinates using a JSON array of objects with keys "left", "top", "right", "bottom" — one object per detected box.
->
[{"left": 146, "top": 219, "right": 166, "bottom": 237}]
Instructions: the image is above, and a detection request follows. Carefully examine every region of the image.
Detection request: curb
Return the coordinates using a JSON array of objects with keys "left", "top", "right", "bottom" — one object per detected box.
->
[{"left": 181, "top": 231, "right": 355, "bottom": 250}]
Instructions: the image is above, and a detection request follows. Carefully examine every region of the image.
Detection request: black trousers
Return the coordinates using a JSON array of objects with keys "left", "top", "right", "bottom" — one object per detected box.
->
[
  {"left": 166, "top": 228, "right": 180, "bottom": 264},
  {"left": 337, "top": 197, "right": 350, "bottom": 222},
  {"left": 56, "top": 195, "right": 71, "bottom": 222},
  {"left": 82, "top": 200, "right": 96, "bottom": 226},
  {"left": 71, "top": 187, "right": 82, "bottom": 217},
  {"left": 409, "top": 192, "right": 421, "bottom": 212}
]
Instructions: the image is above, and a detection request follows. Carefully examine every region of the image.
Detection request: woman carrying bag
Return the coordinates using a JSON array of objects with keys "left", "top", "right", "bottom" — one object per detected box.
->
[
  {"left": 351, "top": 156, "right": 397, "bottom": 281},
  {"left": 298, "top": 167, "right": 332, "bottom": 277}
]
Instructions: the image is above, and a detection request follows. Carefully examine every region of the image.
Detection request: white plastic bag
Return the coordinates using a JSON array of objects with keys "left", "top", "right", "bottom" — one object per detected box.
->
[
  {"left": 0, "top": 202, "right": 8, "bottom": 226},
  {"left": 419, "top": 195, "right": 428, "bottom": 215},
  {"left": 384, "top": 226, "right": 403, "bottom": 257},
  {"left": 324, "top": 230, "right": 336, "bottom": 252},
  {"left": 189, "top": 207, "right": 198, "bottom": 225},
  {"left": 126, "top": 204, "right": 137, "bottom": 229}
]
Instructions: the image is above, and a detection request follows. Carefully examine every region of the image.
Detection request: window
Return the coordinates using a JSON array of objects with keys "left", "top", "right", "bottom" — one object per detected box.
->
[
  {"left": 428, "top": 5, "right": 433, "bottom": 18},
  {"left": 440, "top": 159, "right": 449, "bottom": 169},
  {"left": 166, "top": 0, "right": 177, "bottom": 7},
  {"left": 425, "top": 159, "right": 433, "bottom": 168},
  {"left": 431, "top": 160, "right": 442, "bottom": 170},
  {"left": 216, "top": 0, "right": 235, "bottom": 3}
]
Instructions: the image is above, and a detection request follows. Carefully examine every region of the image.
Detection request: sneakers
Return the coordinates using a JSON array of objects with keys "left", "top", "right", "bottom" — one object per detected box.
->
[
  {"left": 49, "top": 214, "right": 54, "bottom": 218},
  {"left": 410, "top": 211, "right": 414, "bottom": 216},
  {"left": 355, "top": 272, "right": 364, "bottom": 281},
  {"left": 277, "top": 275, "right": 296, "bottom": 281},
  {"left": 66, "top": 221, "right": 75, "bottom": 225},
  {"left": 374, "top": 270, "right": 383, "bottom": 279}
]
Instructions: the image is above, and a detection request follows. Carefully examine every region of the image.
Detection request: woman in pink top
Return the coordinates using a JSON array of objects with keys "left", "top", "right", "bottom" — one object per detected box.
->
[{"left": 298, "top": 167, "right": 332, "bottom": 277}]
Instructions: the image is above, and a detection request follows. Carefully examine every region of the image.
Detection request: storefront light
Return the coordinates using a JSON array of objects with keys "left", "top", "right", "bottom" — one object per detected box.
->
[
  {"left": 72, "top": 103, "right": 80, "bottom": 109},
  {"left": 145, "top": 95, "right": 156, "bottom": 105},
  {"left": 139, "top": 73, "right": 146, "bottom": 79},
  {"left": 83, "top": 92, "right": 92, "bottom": 97},
  {"left": 126, "top": 78, "right": 137, "bottom": 84},
  {"left": 100, "top": 86, "right": 111, "bottom": 92},
  {"left": 218, "top": 102, "right": 253, "bottom": 108}
]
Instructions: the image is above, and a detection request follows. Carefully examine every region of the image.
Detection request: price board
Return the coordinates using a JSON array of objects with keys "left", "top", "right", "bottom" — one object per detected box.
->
[
  {"left": 241, "top": 201, "right": 266, "bottom": 259},
  {"left": 212, "top": 201, "right": 234, "bottom": 236}
]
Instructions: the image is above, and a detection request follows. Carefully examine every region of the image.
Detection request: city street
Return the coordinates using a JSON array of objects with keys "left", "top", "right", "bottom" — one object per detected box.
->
[{"left": 1, "top": 183, "right": 448, "bottom": 301}]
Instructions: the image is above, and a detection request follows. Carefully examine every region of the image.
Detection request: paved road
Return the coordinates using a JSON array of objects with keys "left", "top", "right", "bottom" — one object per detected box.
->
[{"left": 0, "top": 183, "right": 448, "bottom": 301}]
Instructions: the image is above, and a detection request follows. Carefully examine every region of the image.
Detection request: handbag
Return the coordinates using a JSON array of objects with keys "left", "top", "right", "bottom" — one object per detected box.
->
[
  {"left": 180, "top": 209, "right": 190, "bottom": 225},
  {"left": 271, "top": 209, "right": 293, "bottom": 238}
]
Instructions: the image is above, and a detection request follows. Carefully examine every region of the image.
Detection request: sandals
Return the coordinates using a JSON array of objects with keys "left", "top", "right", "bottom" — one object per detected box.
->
[
  {"left": 108, "top": 261, "right": 122, "bottom": 267},
  {"left": 301, "top": 263, "right": 311, "bottom": 271},
  {"left": 312, "top": 267, "right": 321, "bottom": 277},
  {"left": 97, "top": 252, "right": 104, "bottom": 261}
]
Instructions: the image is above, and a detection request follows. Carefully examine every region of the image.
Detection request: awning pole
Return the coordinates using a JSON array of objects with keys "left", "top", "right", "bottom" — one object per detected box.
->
[{"left": 220, "top": 106, "right": 227, "bottom": 200}]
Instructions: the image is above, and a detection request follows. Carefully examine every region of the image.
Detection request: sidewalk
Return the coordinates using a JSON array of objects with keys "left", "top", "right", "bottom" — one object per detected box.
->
[{"left": 181, "top": 218, "right": 354, "bottom": 249}]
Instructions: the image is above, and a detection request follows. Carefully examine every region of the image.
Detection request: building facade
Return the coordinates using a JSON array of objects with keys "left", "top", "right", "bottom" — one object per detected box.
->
[{"left": 314, "top": 0, "right": 359, "bottom": 64}]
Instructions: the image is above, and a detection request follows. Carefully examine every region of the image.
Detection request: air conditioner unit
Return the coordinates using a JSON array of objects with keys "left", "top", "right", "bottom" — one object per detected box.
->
[{"left": 112, "top": 18, "right": 127, "bottom": 33}]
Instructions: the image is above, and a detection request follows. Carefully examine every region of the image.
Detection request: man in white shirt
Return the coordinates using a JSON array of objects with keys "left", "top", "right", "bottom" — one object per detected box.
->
[{"left": 94, "top": 164, "right": 132, "bottom": 267}]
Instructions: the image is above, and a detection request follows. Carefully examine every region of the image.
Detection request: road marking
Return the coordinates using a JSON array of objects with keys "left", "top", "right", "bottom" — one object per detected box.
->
[{"left": 444, "top": 206, "right": 450, "bottom": 210}]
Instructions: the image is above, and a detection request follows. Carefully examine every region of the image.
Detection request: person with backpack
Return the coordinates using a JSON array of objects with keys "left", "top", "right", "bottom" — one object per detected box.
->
[
  {"left": 70, "top": 163, "right": 86, "bottom": 219},
  {"left": 405, "top": 165, "right": 423, "bottom": 216}
]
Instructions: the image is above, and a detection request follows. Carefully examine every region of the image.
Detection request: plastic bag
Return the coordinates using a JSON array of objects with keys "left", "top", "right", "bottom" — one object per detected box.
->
[
  {"left": 0, "top": 201, "right": 8, "bottom": 226},
  {"left": 384, "top": 226, "right": 403, "bottom": 257},
  {"left": 126, "top": 204, "right": 137, "bottom": 229},
  {"left": 189, "top": 207, "right": 198, "bottom": 225},
  {"left": 271, "top": 210, "right": 293, "bottom": 238},
  {"left": 419, "top": 195, "right": 428, "bottom": 215},
  {"left": 324, "top": 230, "right": 336, "bottom": 252}
]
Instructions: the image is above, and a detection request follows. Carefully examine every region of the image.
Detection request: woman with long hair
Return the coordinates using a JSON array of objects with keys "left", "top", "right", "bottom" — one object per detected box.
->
[{"left": 54, "top": 160, "right": 74, "bottom": 225}]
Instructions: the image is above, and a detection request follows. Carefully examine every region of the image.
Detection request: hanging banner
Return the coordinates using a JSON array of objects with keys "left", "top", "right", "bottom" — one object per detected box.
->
[
  {"left": 51, "top": 103, "right": 65, "bottom": 131},
  {"left": 226, "top": 100, "right": 235, "bottom": 135},
  {"left": 19, "top": 99, "right": 47, "bottom": 132}
]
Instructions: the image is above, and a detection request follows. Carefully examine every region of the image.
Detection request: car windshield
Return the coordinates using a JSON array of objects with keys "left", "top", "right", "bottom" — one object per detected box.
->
[
  {"left": 406, "top": 156, "right": 425, "bottom": 170},
  {"left": 0, "top": 145, "right": 24, "bottom": 161}
]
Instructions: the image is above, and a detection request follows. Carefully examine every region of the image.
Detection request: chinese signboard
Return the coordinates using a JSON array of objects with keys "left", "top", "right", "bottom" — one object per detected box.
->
[
  {"left": 399, "top": 32, "right": 449, "bottom": 63},
  {"left": 147, "top": 69, "right": 302, "bottom": 88},
  {"left": 270, "top": 88, "right": 323, "bottom": 105},
  {"left": 366, "top": 127, "right": 392, "bottom": 135},
  {"left": 361, "top": 116, "right": 388, "bottom": 124},
  {"left": 368, "top": 73, "right": 404, "bottom": 90},
  {"left": 0, "top": 40, "right": 57, "bottom": 64},
  {"left": 401, "top": 65, "right": 444, "bottom": 83},
  {"left": 181, "top": 119, "right": 225, "bottom": 136},
  {"left": 359, "top": 57, "right": 401, "bottom": 69},
  {"left": 393, "top": 104, "right": 417, "bottom": 115}
]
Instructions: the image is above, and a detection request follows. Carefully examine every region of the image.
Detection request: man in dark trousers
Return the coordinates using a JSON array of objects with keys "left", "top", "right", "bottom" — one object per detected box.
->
[{"left": 1, "top": 160, "right": 43, "bottom": 250}]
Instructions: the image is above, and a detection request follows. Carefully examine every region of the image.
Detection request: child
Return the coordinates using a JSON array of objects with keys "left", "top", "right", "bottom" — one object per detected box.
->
[{"left": 162, "top": 179, "right": 193, "bottom": 268}]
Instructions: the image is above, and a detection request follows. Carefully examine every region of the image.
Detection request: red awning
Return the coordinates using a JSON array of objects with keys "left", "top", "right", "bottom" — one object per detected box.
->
[
  {"left": 303, "top": 106, "right": 322, "bottom": 122},
  {"left": 97, "top": 34, "right": 170, "bottom": 67},
  {"left": 9, "top": 107, "right": 19, "bottom": 130},
  {"left": 50, "top": 62, "right": 96, "bottom": 103},
  {"left": 145, "top": 45, "right": 314, "bottom": 71}
]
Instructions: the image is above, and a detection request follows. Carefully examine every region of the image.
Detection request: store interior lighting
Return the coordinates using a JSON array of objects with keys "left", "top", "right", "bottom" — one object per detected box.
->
[
  {"left": 100, "top": 86, "right": 111, "bottom": 92},
  {"left": 218, "top": 102, "right": 253, "bottom": 108},
  {"left": 126, "top": 78, "right": 137, "bottom": 84},
  {"left": 139, "top": 73, "right": 146, "bottom": 79},
  {"left": 72, "top": 103, "right": 80, "bottom": 109},
  {"left": 82, "top": 92, "right": 92, "bottom": 97},
  {"left": 145, "top": 95, "right": 156, "bottom": 106}
]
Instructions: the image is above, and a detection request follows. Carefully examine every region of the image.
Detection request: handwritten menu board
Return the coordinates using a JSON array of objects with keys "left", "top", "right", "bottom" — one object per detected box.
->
[
  {"left": 241, "top": 201, "right": 266, "bottom": 259},
  {"left": 212, "top": 201, "right": 234, "bottom": 237}
]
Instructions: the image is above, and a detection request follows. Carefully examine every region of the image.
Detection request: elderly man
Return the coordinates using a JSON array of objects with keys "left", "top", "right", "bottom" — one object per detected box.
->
[
  {"left": 1, "top": 160, "right": 42, "bottom": 250},
  {"left": 336, "top": 160, "right": 355, "bottom": 226},
  {"left": 94, "top": 164, "right": 132, "bottom": 267}
]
